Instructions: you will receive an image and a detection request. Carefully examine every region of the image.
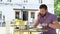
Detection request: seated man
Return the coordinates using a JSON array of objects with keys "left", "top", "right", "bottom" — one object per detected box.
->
[{"left": 33, "top": 4, "right": 60, "bottom": 34}]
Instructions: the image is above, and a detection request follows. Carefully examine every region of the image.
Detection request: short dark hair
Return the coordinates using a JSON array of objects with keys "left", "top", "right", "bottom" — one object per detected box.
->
[{"left": 39, "top": 4, "right": 47, "bottom": 10}]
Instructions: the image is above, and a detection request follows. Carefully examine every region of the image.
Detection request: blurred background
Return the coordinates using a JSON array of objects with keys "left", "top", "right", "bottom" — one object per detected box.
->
[
  {"left": 0, "top": 0, "right": 60, "bottom": 34},
  {"left": 54, "top": 0, "right": 60, "bottom": 22}
]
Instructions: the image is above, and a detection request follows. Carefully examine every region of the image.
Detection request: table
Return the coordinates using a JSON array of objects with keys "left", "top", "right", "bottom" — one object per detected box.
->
[{"left": 14, "top": 28, "right": 48, "bottom": 34}]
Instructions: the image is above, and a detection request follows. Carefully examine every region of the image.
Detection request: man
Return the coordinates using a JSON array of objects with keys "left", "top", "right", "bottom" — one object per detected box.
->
[{"left": 33, "top": 4, "right": 60, "bottom": 34}]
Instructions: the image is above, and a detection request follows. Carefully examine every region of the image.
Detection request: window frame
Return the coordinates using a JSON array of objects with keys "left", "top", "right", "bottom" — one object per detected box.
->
[
  {"left": 24, "top": 0, "right": 28, "bottom": 3},
  {"left": 31, "top": 12, "right": 35, "bottom": 19},
  {"left": 39, "top": 0, "right": 42, "bottom": 3},
  {"left": 7, "top": 0, "right": 11, "bottom": 2},
  {"left": 0, "top": 11, "right": 2, "bottom": 19},
  {"left": 0, "top": 0, "right": 2, "bottom": 2}
]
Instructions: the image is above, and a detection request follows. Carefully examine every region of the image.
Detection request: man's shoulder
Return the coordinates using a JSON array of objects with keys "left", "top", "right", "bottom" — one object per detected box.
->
[{"left": 49, "top": 13, "right": 57, "bottom": 17}]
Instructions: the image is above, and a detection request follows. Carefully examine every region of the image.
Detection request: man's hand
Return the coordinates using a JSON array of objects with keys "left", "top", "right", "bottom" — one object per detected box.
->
[{"left": 41, "top": 23, "right": 48, "bottom": 27}]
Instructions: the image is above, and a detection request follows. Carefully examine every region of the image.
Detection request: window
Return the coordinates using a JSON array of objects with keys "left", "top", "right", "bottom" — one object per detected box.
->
[
  {"left": 0, "top": 0, "right": 2, "bottom": 2},
  {"left": 31, "top": 12, "right": 35, "bottom": 18},
  {"left": 15, "top": 12, "right": 19, "bottom": 19},
  {"left": 0, "top": 14, "right": 2, "bottom": 19},
  {"left": 7, "top": 0, "right": 11, "bottom": 2},
  {"left": 41, "top": 0, "right": 42, "bottom": 3},
  {"left": 0, "top": 11, "right": 2, "bottom": 19},
  {"left": 39, "top": 0, "right": 42, "bottom": 3},
  {"left": 24, "top": 0, "right": 28, "bottom": 3}
]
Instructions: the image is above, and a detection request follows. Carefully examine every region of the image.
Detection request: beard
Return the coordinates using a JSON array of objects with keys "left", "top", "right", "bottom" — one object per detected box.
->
[{"left": 40, "top": 13, "right": 46, "bottom": 17}]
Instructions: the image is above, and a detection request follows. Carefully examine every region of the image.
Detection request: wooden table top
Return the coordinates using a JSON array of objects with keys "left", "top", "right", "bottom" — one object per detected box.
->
[{"left": 14, "top": 28, "right": 48, "bottom": 32}]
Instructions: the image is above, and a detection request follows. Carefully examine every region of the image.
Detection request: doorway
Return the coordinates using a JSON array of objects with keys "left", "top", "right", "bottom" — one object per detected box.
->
[{"left": 23, "top": 11, "right": 28, "bottom": 21}]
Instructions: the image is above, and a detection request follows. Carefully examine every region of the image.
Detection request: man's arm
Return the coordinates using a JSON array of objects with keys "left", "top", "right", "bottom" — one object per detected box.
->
[
  {"left": 33, "top": 13, "right": 40, "bottom": 28},
  {"left": 41, "top": 15, "right": 60, "bottom": 29},
  {"left": 33, "top": 17, "right": 39, "bottom": 28},
  {"left": 41, "top": 21, "right": 60, "bottom": 29},
  {"left": 49, "top": 21, "right": 60, "bottom": 29},
  {"left": 48, "top": 15, "right": 60, "bottom": 29}
]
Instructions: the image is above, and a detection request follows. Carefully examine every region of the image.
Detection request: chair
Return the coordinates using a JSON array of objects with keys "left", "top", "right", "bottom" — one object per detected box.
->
[{"left": 13, "top": 19, "right": 29, "bottom": 34}]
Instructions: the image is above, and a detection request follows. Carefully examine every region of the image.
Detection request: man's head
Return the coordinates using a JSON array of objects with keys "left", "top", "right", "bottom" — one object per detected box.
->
[{"left": 39, "top": 4, "right": 48, "bottom": 17}]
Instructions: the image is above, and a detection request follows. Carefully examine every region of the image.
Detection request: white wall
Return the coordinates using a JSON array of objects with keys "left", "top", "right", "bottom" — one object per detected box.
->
[
  {"left": 27, "top": 0, "right": 39, "bottom": 4},
  {"left": 0, "top": 5, "right": 14, "bottom": 21},
  {"left": 47, "top": 4, "right": 54, "bottom": 14},
  {"left": 12, "top": 0, "right": 40, "bottom": 4},
  {"left": 12, "top": 0, "right": 23, "bottom": 4},
  {"left": 0, "top": 0, "right": 54, "bottom": 22},
  {"left": 42, "top": 0, "right": 54, "bottom": 14},
  {"left": 42, "top": 0, "right": 54, "bottom": 4},
  {"left": 0, "top": 4, "right": 22, "bottom": 21}
]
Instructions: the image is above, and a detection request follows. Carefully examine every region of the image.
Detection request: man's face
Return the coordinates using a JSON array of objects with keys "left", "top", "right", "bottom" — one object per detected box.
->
[{"left": 39, "top": 8, "right": 47, "bottom": 17}]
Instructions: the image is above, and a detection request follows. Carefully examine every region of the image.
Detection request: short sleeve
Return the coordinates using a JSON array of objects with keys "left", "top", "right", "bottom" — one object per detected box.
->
[{"left": 52, "top": 15, "right": 58, "bottom": 23}]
